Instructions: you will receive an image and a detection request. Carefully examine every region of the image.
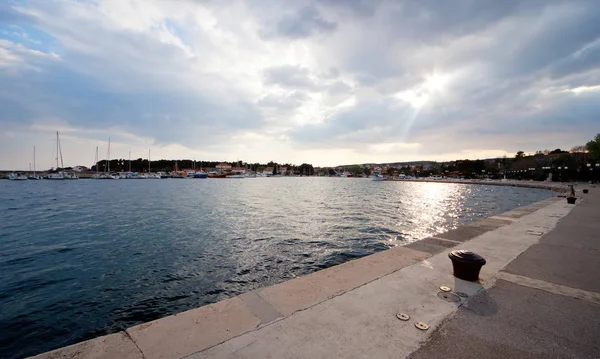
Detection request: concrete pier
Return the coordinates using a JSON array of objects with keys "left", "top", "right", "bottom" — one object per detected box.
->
[{"left": 30, "top": 185, "right": 598, "bottom": 359}]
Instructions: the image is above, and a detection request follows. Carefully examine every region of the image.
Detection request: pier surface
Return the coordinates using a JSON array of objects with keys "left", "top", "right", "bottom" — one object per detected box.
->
[{"left": 31, "top": 184, "right": 599, "bottom": 359}]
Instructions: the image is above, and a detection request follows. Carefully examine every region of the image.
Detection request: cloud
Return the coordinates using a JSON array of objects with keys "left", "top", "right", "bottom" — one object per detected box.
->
[
  {"left": 260, "top": 6, "right": 336, "bottom": 39},
  {"left": 257, "top": 91, "right": 309, "bottom": 110},
  {"left": 263, "top": 65, "right": 320, "bottom": 90},
  {"left": 0, "top": 0, "right": 599, "bottom": 169}
]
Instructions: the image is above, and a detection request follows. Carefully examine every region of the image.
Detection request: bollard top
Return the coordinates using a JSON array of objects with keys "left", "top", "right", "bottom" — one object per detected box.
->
[{"left": 448, "top": 250, "right": 486, "bottom": 264}]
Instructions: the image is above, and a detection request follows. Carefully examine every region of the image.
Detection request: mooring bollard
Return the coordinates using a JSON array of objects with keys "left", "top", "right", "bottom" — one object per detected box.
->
[
  {"left": 583, "top": 189, "right": 589, "bottom": 194},
  {"left": 567, "top": 197, "right": 577, "bottom": 204},
  {"left": 448, "top": 250, "right": 486, "bottom": 281}
]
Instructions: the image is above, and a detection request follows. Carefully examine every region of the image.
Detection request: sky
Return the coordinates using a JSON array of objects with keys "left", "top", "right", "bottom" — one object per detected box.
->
[{"left": 1, "top": 0, "right": 600, "bottom": 170}]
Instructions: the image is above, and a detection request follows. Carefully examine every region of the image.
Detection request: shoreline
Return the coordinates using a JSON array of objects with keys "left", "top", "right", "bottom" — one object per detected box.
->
[{"left": 28, "top": 184, "right": 569, "bottom": 359}]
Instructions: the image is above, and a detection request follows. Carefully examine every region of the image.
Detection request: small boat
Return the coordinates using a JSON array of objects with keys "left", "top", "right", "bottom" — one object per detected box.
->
[
  {"left": 8, "top": 172, "right": 28, "bottom": 180},
  {"left": 62, "top": 172, "right": 79, "bottom": 180},
  {"left": 370, "top": 173, "right": 384, "bottom": 181},
  {"left": 193, "top": 172, "right": 208, "bottom": 178},
  {"left": 226, "top": 174, "right": 245, "bottom": 179},
  {"left": 208, "top": 173, "right": 227, "bottom": 178},
  {"left": 46, "top": 172, "right": 65, "bottom": 180}
]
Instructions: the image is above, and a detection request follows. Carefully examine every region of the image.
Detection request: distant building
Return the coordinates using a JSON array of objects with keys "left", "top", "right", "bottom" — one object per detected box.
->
[
  {"left": 446, "top": 171, "right": 462, "bottom": 178},
  {"left": 216, "top": 163, "right": 232, "bottom": 171},
  {"left": 72, "top": 165, "right": 89, "bottom": 172},
  {"left": 263, "top": 167, "right": 274, "bottom": 176}
]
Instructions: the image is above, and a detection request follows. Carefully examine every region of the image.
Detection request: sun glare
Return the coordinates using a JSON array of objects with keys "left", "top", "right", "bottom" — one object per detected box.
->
[
  {"left": 395, "top": 73, "right": 450, "bottom": 109},
  {"left": 424, "top": 74, "right": 449, "bottom": 92}
]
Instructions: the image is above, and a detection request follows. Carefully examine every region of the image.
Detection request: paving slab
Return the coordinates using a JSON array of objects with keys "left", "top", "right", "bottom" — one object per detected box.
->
[
  {"left": 436, "top": 225, "right": 489, "bottom": 242},
  {"left": 257, "top": 246, "right": 430, "bottom": 317},
  {"left": 504, "top": 190, "right": 600, "bottom": 293},
  {"left": 469, "top": 217, "right": 512, "bottom": 229},
  {"left": 405, "top": 240, "right": 447, "bottom": 254},
  {"left": 30, "top": 332, "right": 143, "bottom": 359},
  {"left": 126, "top": 296, "right": 260, "bottom": 359},
  {"left": 238, "top": 291, "right": 283, "bottom": 326},
  {"left": 408, "top": 280, "right": 600, "bottom": 359},
  {"left": 504, "top": 243, "right": 600, "bottom": 293}
]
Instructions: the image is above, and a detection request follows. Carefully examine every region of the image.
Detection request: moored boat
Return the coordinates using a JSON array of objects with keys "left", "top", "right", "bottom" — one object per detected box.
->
[
  {"left": 62, "top": 172, "right": 79, "bottom": 180},
  {"left": 370, "top": 173, "right": 384, "bottom": 181},
  {"left": 208, "top": 173, "right": 227, "bottom": 178},
  {"left": 46, "top": 172, "right": 65, "bottom": 180},
  {"left": 8, "top": 172, "right": 28, "bottom": 180}
]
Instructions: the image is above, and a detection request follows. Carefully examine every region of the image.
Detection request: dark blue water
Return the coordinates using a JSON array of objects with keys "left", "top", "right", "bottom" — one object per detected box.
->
[{"left": 0, "top": 178, "right": 552, "bottom": 358}]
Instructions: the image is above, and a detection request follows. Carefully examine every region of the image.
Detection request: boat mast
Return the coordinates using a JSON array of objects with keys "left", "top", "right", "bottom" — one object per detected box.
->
[
  {"left": 129, "top": 150, "right": 131, "bottom": 172},
  {"left": 107, "top": 138, "right": 111, "bottom": 173},
  {"left": 95, "top": 146, "right": 98, "bottom": 173},
  {"left": 33, "top": 146, "right": 36, "bottom": 176},
  {"left": 56, "top": 131, "right": 59, "bottom": 171},
  {"left": 57, "top": 132, "right": 64, "bottom": 170},
  {"left": 148, "top": 149, "right": 151, "bottom": 173}
]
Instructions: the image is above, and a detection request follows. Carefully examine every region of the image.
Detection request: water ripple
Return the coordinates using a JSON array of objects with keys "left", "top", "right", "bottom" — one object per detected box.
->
[{"left": 0, "top": 178, "right": 552, "bottom": 358}]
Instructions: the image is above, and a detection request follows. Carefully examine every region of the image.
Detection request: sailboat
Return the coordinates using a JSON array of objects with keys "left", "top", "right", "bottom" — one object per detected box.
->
[
  {"left": 91, "top": 147, "right": 102, "bottom": 179},
  {"left": 147, "top": 149, "right": 161, "bottom": 179},
  {"left": 27, "top": 146, "right": 42, "bottom": 180},
  {"left": 47, "top": 132, "right": 66, "bottom": 180},
  {"left": 48, "top": 132, "right": 78, "bottom": 179},
  {"left": 104, "top": 138, "right": 119, "bottom": 179},
  {"left": 61, "top": 134, "right": 78, "bottom": 179}
]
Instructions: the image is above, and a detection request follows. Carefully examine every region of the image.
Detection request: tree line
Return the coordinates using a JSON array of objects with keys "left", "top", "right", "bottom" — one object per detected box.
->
[{"left": 90, "top": 159, "right": 316, "bottom": 175}]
